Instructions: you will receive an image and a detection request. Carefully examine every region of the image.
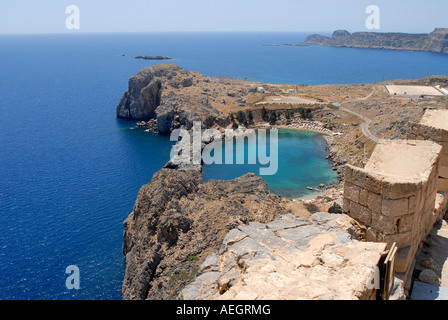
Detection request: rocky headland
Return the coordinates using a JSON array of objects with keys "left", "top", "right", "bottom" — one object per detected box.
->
[
  {"left": 116, "top": 64, "right": 228, "bottom": 133},
  {"left": 302, "top": 28, "right": 448, "bottom": 54},
  {"left": 117, "top": 64, "right": 447, "bottom": 300}
]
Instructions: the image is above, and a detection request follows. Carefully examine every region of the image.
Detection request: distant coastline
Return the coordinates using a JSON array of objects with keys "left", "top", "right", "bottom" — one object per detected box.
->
[{"left": 298, "top": 28, "right": 448, "bottom": 54}]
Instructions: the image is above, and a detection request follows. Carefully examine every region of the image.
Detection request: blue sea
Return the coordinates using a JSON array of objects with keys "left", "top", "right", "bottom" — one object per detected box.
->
[{"left": 0, "top": 32, "right": 447, "bottom": 300}]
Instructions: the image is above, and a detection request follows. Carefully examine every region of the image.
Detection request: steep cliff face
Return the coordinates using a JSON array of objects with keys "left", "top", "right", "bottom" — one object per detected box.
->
[
  {"left": 116, "top": 64, "right": 228, "bottom": 133},
  {"left": 303, "top": 28, "right": 448, "bottom": 53},
  {"left": 122, "top": 167, "right": 293, "bottom": 300},
  {"left": 427, "top": 28, "right": 448, "bottom": 54},
  {"left": 116, "top": 64, "right": 173, "bottom": 120}
]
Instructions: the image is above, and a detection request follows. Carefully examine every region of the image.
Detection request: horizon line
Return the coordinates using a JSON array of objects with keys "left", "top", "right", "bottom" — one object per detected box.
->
[{"left": 0, "top": 28, "right": 444, "bottom": 36}]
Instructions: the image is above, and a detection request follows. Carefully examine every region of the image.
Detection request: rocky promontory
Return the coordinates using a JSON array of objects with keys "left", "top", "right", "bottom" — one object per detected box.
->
[
  {"left": 122, "top": 167, "right": 297, "bottom": 300},
  {"left": 116, "top": 64, "right": 228, "bottom": 133},
  {"left": 302, "top": 28, "right": 448, "bottom": 54}
]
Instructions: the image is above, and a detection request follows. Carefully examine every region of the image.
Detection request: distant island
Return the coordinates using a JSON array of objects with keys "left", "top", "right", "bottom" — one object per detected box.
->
[
  {"left": 299, "top": 28, "right": 448, "bottom": 54},
  {"left": 135, "top": 55, "right": 173, "bottom": 60}
]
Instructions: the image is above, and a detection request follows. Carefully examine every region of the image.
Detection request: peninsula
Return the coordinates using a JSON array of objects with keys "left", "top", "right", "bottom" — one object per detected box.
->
[
  {"left": 301, "top": 28, "right": 448, "bottom": 54},
  {"left": 117, "top": 64, "right": 448, "bottom": 300}
]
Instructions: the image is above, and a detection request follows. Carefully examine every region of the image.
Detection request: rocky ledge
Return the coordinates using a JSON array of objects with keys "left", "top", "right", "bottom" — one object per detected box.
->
[
  {"left": 116, "top": 64, "right": 228, "bottom": 134},
  {"left": 302, "top": 28, "right": 448, "bottom": 54},
  {"left": 122, "top": 166, "right": 298, "bottom": 300},
  {"left": 182, "top": 212, "right": 396, "bottom": 300}
]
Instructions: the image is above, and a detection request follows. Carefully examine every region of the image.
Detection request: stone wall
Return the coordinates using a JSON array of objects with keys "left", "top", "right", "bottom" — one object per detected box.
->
[
  {"left": 407, "top": 109, "right": 448, "bottom": 194},
  {"left": 343, "top": 140, "right": 442, "bottom": 275}
]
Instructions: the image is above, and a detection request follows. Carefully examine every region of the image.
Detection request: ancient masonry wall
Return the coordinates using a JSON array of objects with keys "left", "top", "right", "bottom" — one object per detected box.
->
[
  {"left": 343, "top": 140, "right": 446, "bottom": 278},
  {"left": 407, "top": 118, "right": 448, "bottom": 194},
  {"left": 343, "top": 110, "right": 448, "bottom": 279},
  {"left": 343, "top": 162, "right": 436, "bottom": 274}
]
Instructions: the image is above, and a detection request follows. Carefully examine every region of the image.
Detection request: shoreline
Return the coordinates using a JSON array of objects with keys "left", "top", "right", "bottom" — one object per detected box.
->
[
  {"left": 273, "top": 124, "right": 333, "bottom": 135},
  {"left": 251, "top": 121, "right": 335, "bottom": 136},
  {"left": 296, "top": 190, "right": 326, "bottom": 201}
]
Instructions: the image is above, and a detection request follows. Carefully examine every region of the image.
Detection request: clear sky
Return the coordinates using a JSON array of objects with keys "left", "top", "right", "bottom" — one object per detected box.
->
[{"left": 0, "top": 0, "right": 447, "bottom": 34}]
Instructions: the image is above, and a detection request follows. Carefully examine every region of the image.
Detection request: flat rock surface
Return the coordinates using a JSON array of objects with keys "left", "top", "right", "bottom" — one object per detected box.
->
[
  {"left": 182, "top": 212, "right": 387, "bottom": 300},
  {"left": 364, "top": 140, "right": 441, "bottom": 180},
  {"left": 420, "top": 109, "right": 448, "bottom": 131}
]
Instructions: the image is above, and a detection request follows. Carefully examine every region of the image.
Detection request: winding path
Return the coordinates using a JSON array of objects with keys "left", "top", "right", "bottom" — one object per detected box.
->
[{"left": 333, "top": 88, "right": 380, "bottom": 143}]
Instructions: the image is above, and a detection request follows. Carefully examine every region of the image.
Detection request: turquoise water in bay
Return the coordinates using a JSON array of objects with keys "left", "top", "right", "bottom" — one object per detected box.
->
[
  {"left": 202, "top": 129, "right": 337, "bottom": 199},
  {"left": 0, "top": 33, "right": 446, "bottom": 300}
]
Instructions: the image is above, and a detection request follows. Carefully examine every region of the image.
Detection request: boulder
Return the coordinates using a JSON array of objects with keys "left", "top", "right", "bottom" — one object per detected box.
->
[{"left": 419, "top": 269, "right": 441, "bottom": 286}]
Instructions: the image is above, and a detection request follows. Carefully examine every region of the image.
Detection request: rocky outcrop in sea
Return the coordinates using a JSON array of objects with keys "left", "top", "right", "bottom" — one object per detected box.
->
[{"left": 135, "top": 55, "right": 173, "bottom": 60}]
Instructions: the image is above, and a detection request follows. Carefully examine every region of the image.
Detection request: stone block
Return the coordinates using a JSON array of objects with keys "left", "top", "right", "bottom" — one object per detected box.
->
[
  {"left": 344, "top": 182, "right": 360, "bottom": 203},
  {"left": 439, "top": 166, "right": 448, "bottom": 179},
  {"left": 381, "top": 198, "right": 409, "bottom": 217},
  {"left": 440, "top": 156, "right": 448, "bottom": 167},
  {"left": 428, "top": 162, "right": 439, "bottom": 185},
  {"left": 428, "top": 176, "right": 439, "bottom": 195},
  {"left": 367, "top": 191, "right": 382, "bottom": 214},
  {"left": 439, "top": 177, "right": 448, "bottom": 193},
  {"left": 342, "top": 197, "right": 351, "bottom": 213},
  {"left": 408, "top": 195, "right": 419, "bottom": 214},
  {"left": 359, "top": 188, "right": 369, "bottom": 207},
  {"left": 344, "top": 164, "right": 354, "bottom": 182},
  {"left": 365, "top": 173, "right": 382, "bottom": 194},
  {"left": 371, "top": 214, "right": 399, "bottom": 235},
  {"left": 382, "top": 179, "right": 418, "bottom": 200},
  {"left": 423, "top": 192, "right": 437, "bottom": 214},
  {"left": 397, "top": 214, "right": 415, "bottom": 233},
  {"left": 349, "top": 202, "right": 372, "bottom": 226},
  {"left": 434, "top": 192, "right": 448, "bottom": 220},
  {"left": 351, "top": 167, "right": 367, "bottom": 188},
  {"left": 380, "top": 231, "right": 413, "bottom": 248}
]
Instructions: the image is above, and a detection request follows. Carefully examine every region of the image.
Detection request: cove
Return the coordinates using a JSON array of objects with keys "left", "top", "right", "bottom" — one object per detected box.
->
[{"left": 202, "top": 129, "right": 337, "bottom": 199}]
